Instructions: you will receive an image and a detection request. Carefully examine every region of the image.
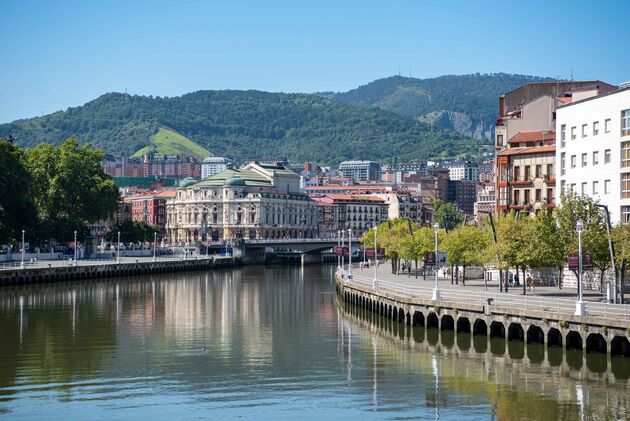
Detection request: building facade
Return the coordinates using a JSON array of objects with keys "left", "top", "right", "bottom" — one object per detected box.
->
[
  {"left": 312, "top": 194, "right": 388, "bottom": 237},
  {"left": 338, "top": 160, "right": 381, "bottom": 182},
  {"left": 125, "top": 190, "right": 177, "bottom": 233},
  {"left": 166, "top": 162, "right": 318, "bottom": 242},
  {"left": 442, "top": 161, "right": 480, "bottom": 181},
  {"left": 201, "top": 157, "right": 232, "bottom": 179},
  {"left": 556, "top": 86, "right": 630, "bottom": 224}
]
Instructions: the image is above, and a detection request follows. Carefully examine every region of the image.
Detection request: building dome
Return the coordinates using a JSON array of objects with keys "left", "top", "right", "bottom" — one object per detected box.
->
[
  {"left": 223, "top": 176, "right": 246, "bottom": 186},
  {"left": 179, "top": 177, "right": 197, "bottom": 188}
]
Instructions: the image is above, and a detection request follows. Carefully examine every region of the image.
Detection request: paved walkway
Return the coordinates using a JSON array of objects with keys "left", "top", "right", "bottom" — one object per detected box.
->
[{"left": 350, "top": 264, "right": 608, "bottom": 303}]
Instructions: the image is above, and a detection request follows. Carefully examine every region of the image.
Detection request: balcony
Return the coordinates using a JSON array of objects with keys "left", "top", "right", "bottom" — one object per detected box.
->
[{"left": 510, "top": 177, "right": 533, "bottom": 186}]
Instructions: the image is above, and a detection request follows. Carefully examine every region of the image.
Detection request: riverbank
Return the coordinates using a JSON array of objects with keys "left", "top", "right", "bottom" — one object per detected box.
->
[{"left": 0, "top": 256, "right": 235, "bottom": 287}]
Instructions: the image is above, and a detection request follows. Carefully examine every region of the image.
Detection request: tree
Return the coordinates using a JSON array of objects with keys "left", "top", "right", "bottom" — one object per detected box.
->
[
  {"left": 108, "top": 221, "right": 157, "bottom": 243},
  {"left": 531, "top": 210, "right": 566, "bottom": 288},
  {"left": 0, "top": 138, "right": 36, "bottom": 242},
  {"left": 612, "top": 224, "right": 630, "bottom": 303},
  {"left": 554, "top": 192, "right": 609, "bottom": 291},
  {"left": 494, "top": 212, "right": 536, "bottom": 294},
  {"left": 25, "top": 137, "right": 120, "bottom": 242},
  {"left": 432, "top": 199, "right": 465, "bottom": 231},
  {"left": 442, "top": 224, "right": 492, "bottom": 285},
  {"left": 361, "top": 219, "right": 414, "bottom": 274}
]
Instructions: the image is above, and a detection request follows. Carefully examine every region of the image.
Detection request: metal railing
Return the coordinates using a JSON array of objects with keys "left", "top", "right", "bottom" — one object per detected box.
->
[{"left": 343, "top": 272, "right": 630, "bottom": 322}]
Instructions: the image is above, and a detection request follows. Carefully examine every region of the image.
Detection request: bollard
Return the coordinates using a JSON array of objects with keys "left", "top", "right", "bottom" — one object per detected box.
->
[{"left": 484, "top": 298, "right": 493, "bottom": 316}]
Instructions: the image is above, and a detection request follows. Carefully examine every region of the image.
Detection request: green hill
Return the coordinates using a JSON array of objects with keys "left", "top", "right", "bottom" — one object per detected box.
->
[
  {"left": 0, "top": 90, "right": 487, "bottom": 165},
  {"left": 331, "top": 73, "right": 558, "bottom": 140},
  {"left": 132, "top": 127, "right": 211, "bottom": 160}
]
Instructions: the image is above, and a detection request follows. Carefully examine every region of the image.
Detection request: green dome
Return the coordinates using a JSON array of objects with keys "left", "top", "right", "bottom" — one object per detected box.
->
[
  {"left": 224, "top": 176, "right": 246, "bottom": 186},
  {"left": 179, "top": 177, "right": 197, "bottom": 188}
]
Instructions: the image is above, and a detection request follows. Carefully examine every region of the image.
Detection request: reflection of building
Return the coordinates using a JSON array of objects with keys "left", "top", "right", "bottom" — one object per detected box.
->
[
  {"left": 166, "top": 162, "right": 317, "bottom": 242},
  {"left": 556, "top": 85, "right": 630, "bottom": 224},
  {"left": 201, "top": 157, "right": 232, "bottom": 179},
  {"left": 338, "top": 160, "right": 381, "bottom": 182}
]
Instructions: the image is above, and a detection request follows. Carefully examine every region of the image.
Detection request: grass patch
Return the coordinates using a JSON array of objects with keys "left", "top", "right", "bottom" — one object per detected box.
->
[{"left": 133, "top": 127, "right": 211, "bottom": 160}]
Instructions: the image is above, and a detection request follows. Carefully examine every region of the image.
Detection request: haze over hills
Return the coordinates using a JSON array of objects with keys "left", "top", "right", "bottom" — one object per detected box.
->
[
  {"left": 330, "top": 73, "right": 557, "bottom": 140},
  {"left": 0, "top": 73, "right": 555, "bottom": 165}
]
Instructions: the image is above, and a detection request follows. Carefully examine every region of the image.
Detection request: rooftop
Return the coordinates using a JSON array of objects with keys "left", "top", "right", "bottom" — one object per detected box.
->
[{"left": 497, "top": 145, "right": 556, "bottom": 157}]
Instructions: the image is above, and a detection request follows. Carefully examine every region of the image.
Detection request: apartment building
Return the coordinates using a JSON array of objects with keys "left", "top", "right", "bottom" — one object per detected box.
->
[
  {"left": 556, "top": 85, "right": 630, "bottom": 224},
  {"left": 201, "top": 157, "right": 232, "bottom": 179},
  {"left": 338, "top": 160, "right": 381, "bottom": 182}
]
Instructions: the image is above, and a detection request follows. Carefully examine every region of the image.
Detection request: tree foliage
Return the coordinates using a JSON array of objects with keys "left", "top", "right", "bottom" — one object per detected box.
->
[
  {"left": 432, "top": 199, "right": 465, "bottom": 231},
  {"left": 107, "top": 220, "right": 157, "bottom": 243}
]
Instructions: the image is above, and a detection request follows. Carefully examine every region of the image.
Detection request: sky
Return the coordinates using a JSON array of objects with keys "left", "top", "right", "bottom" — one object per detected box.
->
[{"left": 1, "top": 0, "right": 629, "bottom": 123}]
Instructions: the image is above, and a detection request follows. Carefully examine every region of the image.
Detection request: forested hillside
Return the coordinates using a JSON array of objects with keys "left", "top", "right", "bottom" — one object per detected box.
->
[
  {"left": 332, "top": 73, "right": 557, "bottom": 140},
  {"left": 1, "top": 90, "right": 487, "bottom": 165}
]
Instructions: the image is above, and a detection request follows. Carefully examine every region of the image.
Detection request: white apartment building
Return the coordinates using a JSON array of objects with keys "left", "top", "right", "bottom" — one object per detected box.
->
[
  {"left": 556, "top": 85, "right": 630, "bottom": 225},
  {"left": 442, "top": 161, "right": 479, "bottom": 181},
  {"left": 201, "top": 157, "right": 232, "bottom": 179}
]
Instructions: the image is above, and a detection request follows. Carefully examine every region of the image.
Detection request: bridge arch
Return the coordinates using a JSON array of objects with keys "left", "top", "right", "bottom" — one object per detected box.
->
[
  {"left": 611, "top": 336, "right": 630, "bottom": 358},
  {"left": 441, "top": 315, "right": 454, "bottom": 331},
  {"left": 473, "top": 319, "right": 487, "bottom": 336},
  {"left": 456, "top": 317, "right": 471, "bottom": 334},
  {"left": 426, "top": 312, "right": 439, "bottom": 329},
  {"left": 490, "top": 321, "right": 505, "bottom": 339},
  {"left": 585, "top": 333, "right": 607, "bottom": 354},
  {"left": 507, "top": 323, "right": 524, "bottom": 341},
  {"left": 566, "top": 331, "right": 583, "bottom": 351},
  {"left": 548, "top": 328, "right": 562, "bottom": 347},
  {"left": 526, "top": 325, "right": 545, "bottom": 344},
  {"left": 412, "top": 311, "right": 424, "bottom": 326}
]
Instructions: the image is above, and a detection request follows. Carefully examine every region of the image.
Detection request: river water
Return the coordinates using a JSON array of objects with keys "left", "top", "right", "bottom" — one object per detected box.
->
[{"left": 0, "top": 265, "right": 628, "bottom": 420}]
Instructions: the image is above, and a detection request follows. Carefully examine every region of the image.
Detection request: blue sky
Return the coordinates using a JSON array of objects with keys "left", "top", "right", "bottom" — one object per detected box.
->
[{"left": 1, "top": 0, "right": 629, "bottom": 123}]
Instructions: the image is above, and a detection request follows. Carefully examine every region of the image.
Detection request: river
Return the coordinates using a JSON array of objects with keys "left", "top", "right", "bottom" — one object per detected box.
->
[{"left": 0, "top": 265, "right": 628, "bottom": 420}]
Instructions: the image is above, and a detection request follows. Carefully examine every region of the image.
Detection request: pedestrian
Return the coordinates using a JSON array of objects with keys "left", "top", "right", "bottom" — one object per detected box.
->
[
  {"left": 407, "top": 264, "right": 411, "bottom": 276},
  {"left": 514, "top": 272, "right": 520, "bottom": 287},
  {"left": 527, "top": 273, "right": 535, "bottom": 291}
]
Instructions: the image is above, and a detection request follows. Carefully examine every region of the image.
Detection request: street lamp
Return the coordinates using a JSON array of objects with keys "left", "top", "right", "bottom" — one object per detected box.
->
[
  {"left": 373, "top": 225, "right": 378, "bottom": 288},
  {"left": 153, "top": 232, "right": 157, "bottom": 262},
  {"left": 117, "top": 231, "right": 121, "bottom": 264},
  {"left": 337, "top": 230, "right": 341, "bottom": 269},
  {"left": 73, "top": 230, "right": 77, "bottom": 266},
  {"left": 20, "top": 229, "right": 25, "bottom": 269},
  {"left": 341, "top": 229, "right": 345, "bottom": 272},
  {"left": 348, "top": 228, "right": 352, "bottom": 276},
  {"left": 575, "top": 220, "right": 586, "bottom": 316},
  {"left": 432, "top": 223, "right": 441, "bottom": 301}
]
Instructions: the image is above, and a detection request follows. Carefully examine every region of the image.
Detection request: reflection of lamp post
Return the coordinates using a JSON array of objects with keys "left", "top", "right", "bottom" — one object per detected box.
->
[
  {"left": 73, "top": 230, "right": 77, "bottom": 266},
  {"left": 432, "top": 223, "right": 440, "bottom": 301},
  {"left": 373, "top": 226, "right": 378, "bottom": 288},
  {"left": 341, "top": 229, "right": 345, "bottom": 272},
  {"left": 337, "top": 230, "right": 341, "bottom": 269},
  {"left": 153, "top": 232, "right": 157, "bottom": 262},
  {"left": 117, "top": 231, "right": 121, "bottom": 264},
  {"left": 575, "top": 220, "right": 586, "bottom": 316},
  {"left": 348, "top": 228, "right": 352, "bottom": 276},
  {"left": 20, "top": 229, "right": 25, "bottom": 269}
]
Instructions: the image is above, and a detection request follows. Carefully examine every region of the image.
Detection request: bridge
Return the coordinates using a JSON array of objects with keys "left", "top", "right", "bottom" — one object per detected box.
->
[
  {"left": 239, "top": 238, "right": 342, "bottom": 264},
  {"left": 336, "top": 270, "right": 630, "bottom": 358}
]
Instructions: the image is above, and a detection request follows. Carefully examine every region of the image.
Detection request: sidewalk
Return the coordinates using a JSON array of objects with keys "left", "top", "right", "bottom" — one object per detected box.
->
[{"left": 352, "top": 265, "right": 608, "bottom": 303}]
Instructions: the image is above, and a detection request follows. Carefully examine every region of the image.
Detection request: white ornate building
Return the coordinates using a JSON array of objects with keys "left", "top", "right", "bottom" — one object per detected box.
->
[{"left": 166, "top": 162, "right": 318, "bottom": 242}]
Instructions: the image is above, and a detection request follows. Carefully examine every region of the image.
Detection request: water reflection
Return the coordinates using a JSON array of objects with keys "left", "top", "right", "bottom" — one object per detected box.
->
[{"left": 0, "top": 265, "right": 628, "bottom": 420}]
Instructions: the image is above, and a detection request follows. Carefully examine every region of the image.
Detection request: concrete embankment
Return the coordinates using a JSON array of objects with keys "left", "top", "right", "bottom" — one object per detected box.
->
[
  {"left": 0, "top": 257, "right": 235, "bottom": 287},
  {"left": 336, "top": 273, "right": 630, "bottom": 358}
]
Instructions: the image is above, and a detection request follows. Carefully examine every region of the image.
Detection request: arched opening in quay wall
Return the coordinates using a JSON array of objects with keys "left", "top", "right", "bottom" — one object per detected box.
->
[
  {"left": 585, "top": 333, "right": 607, "bottom": 354},
  {"left": 548, "top": 328, "right": 562, "bottom": 347},
  {"left": 527, "top": 325, "right": 545, "bottom": 344},
  {"left": 456, "top": 317, "right": 471, "bottom": 334},
  {"left": 441, "top": 315, "right": 454, "bottom": 331},
  {"left": 611, "top": 336, "right": 630, "bottom": 358},
  {"left": 473, "top": 319, "right": 487, "bottom": 336},
  {"left": 412, "top": 311, "right": 424, "bottom": 327},
  {"left": 426, "top": 312, "right": 439, "bottom": 329},
  {"left": 566, "top": 331, "right": 583, "bottom": 351},
  {"left": 507, "top": 323, "right": 524, "bottom": 341},
  {"left": 490, "top": 321, "right": 505, "bottom": 339}
]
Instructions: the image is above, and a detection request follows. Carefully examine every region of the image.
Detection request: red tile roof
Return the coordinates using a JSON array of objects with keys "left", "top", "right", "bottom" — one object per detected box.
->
[
  {"left": 497, "top": 145, "right": 556, "bottom": 157},
  {"left": 508, "top": 130, "right": 556, "bottom": 143}
]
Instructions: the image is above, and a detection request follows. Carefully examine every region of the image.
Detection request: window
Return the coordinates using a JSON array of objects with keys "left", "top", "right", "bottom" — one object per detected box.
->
[
  {"left": 546, "top": 163, "right": 553, "bottom": 179},
  {"left": 581, "top": 153, "right": 587, "bottom": 167},
  {"left": 623, "top": 109, "right": 630, "bottom": 136},
  {"left": 593, "top": 121, "right": 599, "bottom": 136},
  {"left": 605, "top": 118, "right": 611, "bottom": 133},
  {"left": 524, "top": 189, "right": 530, "bottom": 203},
  {"left": 571, "top": 126, "right": 576, "bottom": 140},
  {"left": 535, "top": 189, "right": 541, "bottom": 202},
  {"left": 593, "top": 151, "right": 599, "bottom": 165},
  {"left": 623, "top": 141, "right": 630, "bottom": 168},
  {"left": 571, "top": 155, "right": 576, "bottom": 168},
  {"left": 582, "top": 124, "right": 588, "bottom": 138},
  {"left": 561, "top": 153, "right": 566, "bottom": 175},
  {"left": 514, "top": 189, "right": 520, "bottom": 204},
  {"left": 581, "top": 182, "right": 587, "bottom": 195},
  {"left": 546, "top": 188, "right": 553, "bottom": 204},
  {"left": 535, "top": 164, "right": 542, "bottom": 178},
  {"left": 605, "top": 149, "right": 611, "bottom": 164},
  {"left": 592, "top": 181, "right": 599, "bottom": 195},
  {"left": 604, "top": 179, "right": 610, "bottom": 194},
  {"left": 560, "top": 124, "right": 566, "bottom": 147},
  {"left": 524, "top": 166, "right": 531, "bottom": 180},
  {"left": 513, "top": 166, "right": 520, "bottom": 181},
  {"left": 623, "top": 173, "right": 630, "bottom": 199},
  {"left": 497, "top": 134, "right": 504, "bottom": 146},
  {"left": 561, "top": 180, "right": 566, "bottom": 195},
  {"left": 623, "top": 206, "right": 630, "bottom": 224}
]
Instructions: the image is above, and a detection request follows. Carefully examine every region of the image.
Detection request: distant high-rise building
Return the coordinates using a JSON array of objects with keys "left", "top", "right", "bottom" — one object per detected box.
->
[
  {"left": 338, "top": 160, "right": 381, "bottom": 182},
  {"left": 201, "top": 157, "right": 232, "bottom": 179}
]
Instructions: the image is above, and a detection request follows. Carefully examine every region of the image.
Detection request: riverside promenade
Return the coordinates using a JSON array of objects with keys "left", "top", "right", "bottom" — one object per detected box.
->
[
  {"left": 336, "top": 265, "right": 630, "bottom": 357},
  {"left": 0, "top": 255, "right": 235, "bottom": 287}
]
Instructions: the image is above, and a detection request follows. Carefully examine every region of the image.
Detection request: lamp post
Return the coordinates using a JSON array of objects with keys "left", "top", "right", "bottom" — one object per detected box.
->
[
  {"left": 153, "top": 232, "right": 157, "bottom": 262},
  {"left": 432, "top": 223, "right": 441, "bottom": 301},
  {"left": 117, "top": 231, "right": 121, "bottom": 264},
  {"left": 73, "top": 230, "right": 77, "bottom": 266},
  {"left": 20, "top": 229, "right": 25, "bottom": 269},
  {"left": 348, "top": 228, "right": 352, "bottom": 276},
  {"left": 337, "top": 230, "right": 341, "bottom": 269},
  {"left": 575, "top": 220, "right": 586, "bottom": 316},
  {"left": 341, "top": 229, "right": 345, "bottom": 272},
  {"left": 373, "top": 225, "right": 378, "bottom": 288},
  {"left": 595, "top": 204, "right": 616, "bottom": 303}
]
